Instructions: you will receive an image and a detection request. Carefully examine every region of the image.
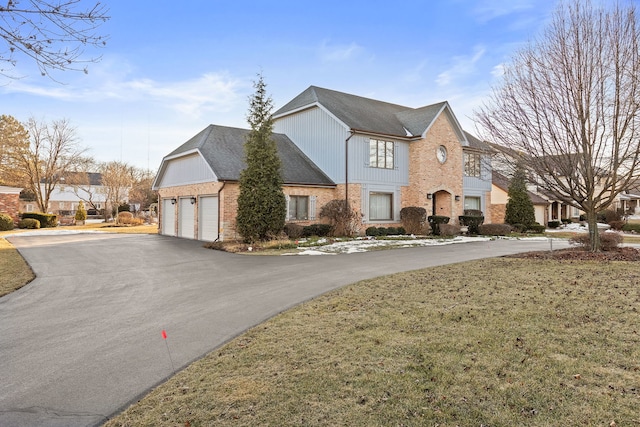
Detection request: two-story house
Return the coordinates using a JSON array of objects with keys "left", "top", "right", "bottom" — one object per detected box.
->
[{"left": 153, "top": 86, "right": 493, "bottom": 241}]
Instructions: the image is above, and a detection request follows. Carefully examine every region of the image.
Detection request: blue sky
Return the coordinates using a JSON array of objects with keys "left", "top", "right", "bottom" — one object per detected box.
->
[{"left": 2, "top": 0, "right": 557, "bottom": 171}]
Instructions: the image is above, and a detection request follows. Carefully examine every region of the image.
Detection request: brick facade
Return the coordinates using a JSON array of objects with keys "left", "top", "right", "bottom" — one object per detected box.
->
[
  {"left": 403, "top": 113, "right": 464, "bottom": 224},
  {"left": 0, "top": 188, "right": 22, "bottom": 223}
]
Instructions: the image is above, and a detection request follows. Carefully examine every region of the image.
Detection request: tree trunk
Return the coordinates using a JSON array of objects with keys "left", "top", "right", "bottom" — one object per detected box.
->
[{"left": 586, "top": 209, "right": 600, "bottom": 252}]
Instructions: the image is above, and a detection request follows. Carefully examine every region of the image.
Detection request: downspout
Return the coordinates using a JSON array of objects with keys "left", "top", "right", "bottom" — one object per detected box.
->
[
  {"left": 214, "top": 181, "right": 226, "bottom": 242},
  {"left": 345, "top": 131, "right": 355, "bottom": 206}
]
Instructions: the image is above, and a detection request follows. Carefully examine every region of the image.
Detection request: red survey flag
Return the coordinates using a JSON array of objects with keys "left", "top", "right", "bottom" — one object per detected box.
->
[{"left": 161, "top": 329, "right": 167, "bottom": 340}]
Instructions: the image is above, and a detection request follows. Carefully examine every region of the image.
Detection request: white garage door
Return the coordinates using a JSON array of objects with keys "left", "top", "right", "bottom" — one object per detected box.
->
[
  {"left": 198, "top": 196, "right": 219, "bottom": 241},
  {"left": 162, "top": 199, "right": 176, "bottom": 236},
  {"left": 178, "top": 198, "right": 195, "bottom": 239}
]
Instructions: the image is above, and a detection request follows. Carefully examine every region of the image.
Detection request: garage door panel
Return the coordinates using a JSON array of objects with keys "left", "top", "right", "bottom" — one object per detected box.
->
[
  {"left": 199, "top": 196, "right": 218, "bottom": 241},
  {"left": 178, "top": 198, "right": 195, "bottom": 239},
  {"left": 162, "top": 199, "right": 176, "bottom": 236}
]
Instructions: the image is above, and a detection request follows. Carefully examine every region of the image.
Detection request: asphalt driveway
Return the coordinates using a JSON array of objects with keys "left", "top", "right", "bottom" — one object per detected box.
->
[{"left": 0, "top": 233, "right": 568, "bottom": 426}]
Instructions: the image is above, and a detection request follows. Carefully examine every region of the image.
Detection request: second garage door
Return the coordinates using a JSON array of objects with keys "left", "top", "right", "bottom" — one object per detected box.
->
[
  {"left": 178, "top": 198, "right": 195, "bottom": 239},
  {"left": 198, "top": 196, "right": 218, "bottom": 241}
]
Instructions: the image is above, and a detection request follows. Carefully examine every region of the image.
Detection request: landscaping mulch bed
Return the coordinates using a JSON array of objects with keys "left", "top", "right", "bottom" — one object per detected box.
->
[{"left": 512, "top": 246, "right": 640, "bottom": 261}]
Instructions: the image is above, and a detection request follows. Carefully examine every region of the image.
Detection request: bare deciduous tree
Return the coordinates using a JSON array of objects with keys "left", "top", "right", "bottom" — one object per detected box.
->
[
  {"left": 99, "top": 160, "right": 134, "bottom": 221},
  {"left": 476, "top": 0, "right": 640, "bottom": 251},
  {"left": 0, "top": 0, "right": 109, "bottom": 78},
  {"left": 16, "top": 117, "right": 88, "bottom": 212}
]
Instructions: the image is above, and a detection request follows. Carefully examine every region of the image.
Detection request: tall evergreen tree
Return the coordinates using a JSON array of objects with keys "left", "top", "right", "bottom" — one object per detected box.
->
[
  {"left": 236, "top": 75, "right": 286, "bottom": 242},
  {"left": 505, "top": 165, "right": 536, "bottom": 229}
]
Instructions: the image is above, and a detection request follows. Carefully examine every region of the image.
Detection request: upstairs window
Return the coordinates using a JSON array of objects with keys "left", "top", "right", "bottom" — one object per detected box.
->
[
  {"left": 369, "top": 139, "right": 394, "bottom": 169},
  {"left": 464, "top": 152, "right": 482, "bottom": 177}
]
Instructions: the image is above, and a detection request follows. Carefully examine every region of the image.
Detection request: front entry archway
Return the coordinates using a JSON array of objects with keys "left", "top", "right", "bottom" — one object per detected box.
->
[{"left": 432, "top": 190, "right": 452, "bottom": 218}]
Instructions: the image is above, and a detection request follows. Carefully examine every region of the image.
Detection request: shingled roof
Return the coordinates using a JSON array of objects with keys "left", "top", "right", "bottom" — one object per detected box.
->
[
  {"left": 165, "top": 125, "right": 335, "bottom": 186},
  {"left": 492, "top": 171, "right": 549, "bottom": 205},
  {"left": 273, "top": 86, "right": 467, "bottom": 142}
]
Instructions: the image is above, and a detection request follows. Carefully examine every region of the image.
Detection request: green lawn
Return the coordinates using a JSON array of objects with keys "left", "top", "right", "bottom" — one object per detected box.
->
[{"left": 105, "top": 258, "right": 640, "bottom": 427}]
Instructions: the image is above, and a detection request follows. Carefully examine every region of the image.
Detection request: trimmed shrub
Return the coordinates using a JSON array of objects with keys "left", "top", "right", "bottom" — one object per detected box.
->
[
  {"left": 478, "top": 223, "right": 512, "bottom": 236},
  {"left": 302, "top": 223, "right": 332, "bottom": 237},
  {"left": 570, "top": 232, "right": 623, "bottom": 251},
  {"left": 464, "top": 209, "right": 483, "bottom": 217},
  {"left": 118, "top": 203, "right": 131, "bottom": 213},
  {"left": 377, "top": 227, "right": 389, "bottom": 236},
  {"left": 400, "top": 207, "right": 427, "bottom": 235},
  {"left": 458, "top": 215, "right": 484, "bottom": 235},
  {"left": 365, "top": 226, "right": 379, "bottom": 236},
  {"left": 283, "top": 223, "right": 304, "bottom": 239},
  {"left": 21, "top": 212, "right": 57, "bottom": 228},
  {"left": 547, "top": 220, "right": 560, "bottom": 229},
  {"left": 18, "top": 218, "right": 40, "bottom": 229},
  {"left": 622, "top": 223, "right": 640, "bottom": 233},
  {"left": 427, "top": 215, "right": 450, "bottom": 236},
  {"left": 608, "top": 220, "right": 625, "bottom": 231},
  {"left": 397, "top": 227, "right": 406, "bottom": 235},
  {"left": 597, "top": 209, "right": 621, "bottom": 223},
  {"left": 511, "top": 223, "right": 527, "bottom": 233},
  {"left": 527, "top": 223, "right": 546, "bottom": 233},
  {"left": 0, "top": 213, "right": 14, "bottom": 231},
  {"left": 386, "top": 227, "right": 399, "bottom": 235},
  {"left": 439, "top": 223, "right": 461, "bottom": 236},
  {"left": 75, "top": 201, "right": 87, "bottom": 221}
]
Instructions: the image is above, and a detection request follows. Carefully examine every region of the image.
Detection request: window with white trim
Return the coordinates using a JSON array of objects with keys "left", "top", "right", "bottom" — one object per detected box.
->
[
  {"left": 288, "top": 195, "right": 309, "bottom": 220},
  {"left": 464, "top": 196, "right": 481, "bottom": 211},
  {"left": 369, "top": 192, "right": 393, "bottom": 221},
  {"left": 369, "top": 139, "right": 394, "bottom": 169}
]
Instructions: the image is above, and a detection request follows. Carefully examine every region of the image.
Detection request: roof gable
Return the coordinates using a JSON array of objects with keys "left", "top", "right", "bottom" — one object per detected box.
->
[
  {"left": 156, "top": 125, "right": 335, "bottom": 188},
  {"left": 274, "top": 86, "right": 467, "bottom": 142}
]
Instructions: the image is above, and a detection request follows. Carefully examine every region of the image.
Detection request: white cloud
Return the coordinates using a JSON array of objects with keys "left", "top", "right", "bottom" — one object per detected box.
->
[
  {"left": 436, "top": 46, "right": 486, "bottom": 87},
  {"left": 491, "top": 63, "right": 505, "bottom": 78},
  {"left": 2, "top": 70, "right": 246, "bottom": 119},
  {"left": 472, "top": 0, "right": 535, "bottom": 23},
  {"left": 318, "top": 40, "right": 363, "bottom": 62}
]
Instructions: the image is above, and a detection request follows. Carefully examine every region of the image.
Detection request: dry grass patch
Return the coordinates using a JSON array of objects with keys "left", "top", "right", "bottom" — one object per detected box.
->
[
  {"left": 0, "top": 238, "right": 34, "bottom": 297},
  {"left": 106, "top": 258, "right": 640, "bottom": 427}
]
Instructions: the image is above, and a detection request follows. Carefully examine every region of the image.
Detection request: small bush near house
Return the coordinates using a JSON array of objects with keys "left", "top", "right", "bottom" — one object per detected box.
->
[
  {"left": 547, "top": 220, "right": 560, "bottom": 228},
  {"left": 376, "top": 227, "right": 389, "bottom": 236},
  {"left": 608, "top": 220, "right": 625, "bottom": 231},
  {"left": 284, "top": 223, "right": 304, "bottom": 239},
  {"left": 438, "top": 223, "right": 461, "bottom": 236},
  {"left": 458, "top": 215, "right": 484, "bottom": 235},
  {"left": 400, "top": 207, "right": 426, "bottom": 235},
  {"left": 510, "top": 223, "right": 526, "bottom": 233},
  {"left": 528, "top": 223, "right": 546, "bottom": 233},
  {"left": 597, "top": 209, "right": 621, "bottom": 224},
  {"left": 478, "top": 223, "right": 512, "bottom": 236},
  {"left": 75, "top": 201, "right": 87, "bottom": 221},
  {"left": 365, "top": 226, "right": 379, "bottom": 237},
  {"left": 622, "top": 223, "right": 640, "bottom": 233},
  {"left": 570, "top": 232, "right": 623, "bottom": 251},
  {"left": 302, "top": 224, "right": 332, "bottom": 238},
  {"left": 427, "top": 215, "right": 450, "bottom": 236},
  {"left": 319, "top": 199, "right": 361, "bottom": 237},
  {"left": 18, "top": 218, "right": 40, "bottom": 229},
  {"left": 21, "top": 212, "right": 57, "bottom": 228},
  {"left": 0, "top": 213, "right": 14, "bottom": 231},
  {"left": 578, "top": 215, "right": 586, "bottom": 222},
  {"left": 118, "top": 203, "right": 131, "bottom": 213},
  {"left": 116, "top": 211, "right": 144, "bottom": 226}
]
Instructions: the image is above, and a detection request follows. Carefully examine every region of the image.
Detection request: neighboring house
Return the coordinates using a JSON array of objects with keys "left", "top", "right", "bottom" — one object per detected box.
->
[
  {"left": 19, "top": 172, "right": 110, "bottom": 216},
  {"left": 490, "top": 171, "right": 549, "bottom": 225},
  {"left": 0, "top": 186, "right": 23, "bottom": 222},
  {"left": 154, "top": 86, "right": 493, "bottom": 241}
]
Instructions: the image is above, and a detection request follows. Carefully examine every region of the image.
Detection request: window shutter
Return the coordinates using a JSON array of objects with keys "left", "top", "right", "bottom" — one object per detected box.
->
[
  {"left": 309, "top": 196, "right": 317, "bottom": 220},
  {"left": 285, "top": 195, "right": 290, "bottom": 220}
]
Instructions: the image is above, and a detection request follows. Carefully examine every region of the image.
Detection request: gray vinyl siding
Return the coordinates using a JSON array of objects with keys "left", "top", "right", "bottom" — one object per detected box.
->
[
  {"left": 274, "top": 108, "right": 409, "bottom": 186},
  {"left": 274, "top": 107, "right": 348, "bottom": 183},
  {"left": 157, "top": 153, "right": 217, "bottom": 188},
  {"left": 349, "top": 135, "right": 409, "bottom": 185},
  {"left": 463, "top": 154, "right": 492, "bottom": 192}
]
